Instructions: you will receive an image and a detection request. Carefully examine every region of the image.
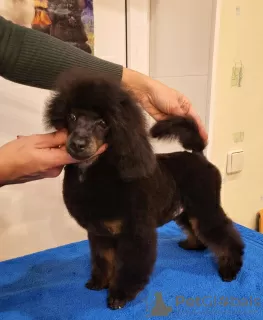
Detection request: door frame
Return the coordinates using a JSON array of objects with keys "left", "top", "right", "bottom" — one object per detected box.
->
[
  {"left": 126, "top": 0, "right": 150, "bottom": 75},
  {"left": 206, "top": 0, "right": 222, "bottom": 159}
]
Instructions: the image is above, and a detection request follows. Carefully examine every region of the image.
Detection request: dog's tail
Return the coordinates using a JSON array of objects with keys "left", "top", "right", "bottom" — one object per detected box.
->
[{"left": 150, "top": 116, "right": 206, "bottom": 153}]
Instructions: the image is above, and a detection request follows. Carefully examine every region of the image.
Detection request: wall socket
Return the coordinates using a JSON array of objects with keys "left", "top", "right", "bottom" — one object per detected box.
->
[
  {"left": 233, "top": 131, "right": 244, "bottom": 143},
  {"left": 231, "top": 62, "right": 243, "bottom": 87},
  {"left": 226, "top": 150, "right": 244, "bottom": 174}
]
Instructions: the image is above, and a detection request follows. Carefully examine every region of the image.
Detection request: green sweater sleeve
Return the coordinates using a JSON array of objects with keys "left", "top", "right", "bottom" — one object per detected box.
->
[{"left": 0, "top": 16, "right": 123, "bottom": 90}]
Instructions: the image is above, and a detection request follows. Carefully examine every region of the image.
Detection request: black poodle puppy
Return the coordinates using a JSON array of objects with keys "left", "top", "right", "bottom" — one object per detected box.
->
[{"left": 44, "top": 68, "right": 244, "bottom": 310}]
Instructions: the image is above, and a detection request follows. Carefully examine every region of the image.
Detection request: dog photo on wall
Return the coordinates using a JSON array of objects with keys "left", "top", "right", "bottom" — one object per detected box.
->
[{"left": 31, "top": 0, "right": 94, "bottom": 54}]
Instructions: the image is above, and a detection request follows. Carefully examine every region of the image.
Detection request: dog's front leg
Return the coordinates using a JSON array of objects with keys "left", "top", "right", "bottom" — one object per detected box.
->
[
  {"left": 85, "top": 232, "right": 116, "bottom": 291},
  {"left": 107, "top": 229, "right": 157, "bottom": 310}
]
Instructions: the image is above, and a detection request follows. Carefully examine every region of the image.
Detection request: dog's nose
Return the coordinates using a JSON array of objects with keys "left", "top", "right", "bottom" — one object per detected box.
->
[{"left": 71, "top": 139, "right": 86, "bottom": 152}]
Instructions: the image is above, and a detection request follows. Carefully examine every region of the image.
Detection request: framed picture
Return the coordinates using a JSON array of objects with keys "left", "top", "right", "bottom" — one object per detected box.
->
[{"left": 32, "top": 0, "right": 94, "bottom": 54}]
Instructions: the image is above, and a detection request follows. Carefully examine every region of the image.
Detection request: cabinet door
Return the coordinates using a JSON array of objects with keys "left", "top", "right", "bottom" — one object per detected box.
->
[{"left": 149, "top": 0, "right": 215, "bottom": 153}]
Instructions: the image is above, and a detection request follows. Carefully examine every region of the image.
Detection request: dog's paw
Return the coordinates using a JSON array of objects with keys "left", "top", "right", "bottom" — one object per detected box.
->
[
  {"left": 219, "top": 261, "right": 242, "bottom": 282},
  {"left": 85, "top": 278, "right": 108, "bottom": 291},
  {"left": 107, "top": 295, "right": 127, "bottom": 310},
  {"left": 219, "top": 268, "right": 237, "bottom": 282},
  {"left": 178, "top": 240, "right": 206, "bottom": 251}
]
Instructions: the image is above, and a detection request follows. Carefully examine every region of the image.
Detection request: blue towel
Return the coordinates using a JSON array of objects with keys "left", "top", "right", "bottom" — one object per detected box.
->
[{"left": 0, "top": 222, "right": 263, "bottom": 320}]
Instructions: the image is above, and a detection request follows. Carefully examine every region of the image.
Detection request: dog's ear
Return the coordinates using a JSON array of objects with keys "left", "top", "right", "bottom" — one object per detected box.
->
[
  {"left": 109, "top": 88, "right": 156, "bottom": 180},
  {"left": 44, "top": 68, "right": 84, "bottom": 130},
  {"left": 44, "top": 92, "right": 68, "bottom": 130}
]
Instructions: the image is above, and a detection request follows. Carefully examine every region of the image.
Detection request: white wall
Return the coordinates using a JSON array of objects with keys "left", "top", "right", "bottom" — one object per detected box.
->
[
  {"left": 208, "top": 0, "right": 263, "bottom": 229},
  {"left": 0, "top": 0, "right": 127, "bottom": 260}
]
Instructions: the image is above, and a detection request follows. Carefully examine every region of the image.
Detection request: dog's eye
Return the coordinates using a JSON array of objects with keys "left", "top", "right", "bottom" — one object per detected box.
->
[
  {"left": 69, "top": 113, "right": 76, "bottom": 121},
  {"left": 97, "top": 120, "right": 106, "bottom": 128}
]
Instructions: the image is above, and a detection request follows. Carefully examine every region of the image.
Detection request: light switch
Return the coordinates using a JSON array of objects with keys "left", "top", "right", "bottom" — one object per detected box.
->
[{"left": 226, "top": 150, "right": 244, "bottom": 174}]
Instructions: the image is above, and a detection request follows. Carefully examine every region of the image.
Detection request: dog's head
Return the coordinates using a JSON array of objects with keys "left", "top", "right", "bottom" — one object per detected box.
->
[{"left": 44, "top": 68, "right": 156, "bottom": 180}]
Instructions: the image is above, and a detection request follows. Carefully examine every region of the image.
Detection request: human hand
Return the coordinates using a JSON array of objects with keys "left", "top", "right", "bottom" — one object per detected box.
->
[
  {"left": 0, "top": 131, "right": 79, "bottom": 187},
  {"left": 122, "top": 68, "right": 208, "bottom": 143}
]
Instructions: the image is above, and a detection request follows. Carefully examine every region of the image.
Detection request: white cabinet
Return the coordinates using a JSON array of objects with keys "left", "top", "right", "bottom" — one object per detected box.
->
[{"left": 149, "top": 0, "right": 216, "bottom": 153}]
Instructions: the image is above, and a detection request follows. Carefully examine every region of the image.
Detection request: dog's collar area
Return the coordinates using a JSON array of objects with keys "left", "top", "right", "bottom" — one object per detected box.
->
[
  {"left": 76, "top": 144, "right": 108, "bottom": 182},
  {"left": 77, "top": 157, "right": 98, "bottom": 182}
]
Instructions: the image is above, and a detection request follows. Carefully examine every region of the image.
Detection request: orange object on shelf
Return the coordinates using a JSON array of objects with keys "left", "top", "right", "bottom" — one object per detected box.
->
[
  {"left": 32, "top": 8, "right": 51, "bottom": 27},
  {"left": 34, "top": 0, "right": 48, "bottom": 9},
  {"left": 258, "top": 210, "right": 263, "bottom": 233}
]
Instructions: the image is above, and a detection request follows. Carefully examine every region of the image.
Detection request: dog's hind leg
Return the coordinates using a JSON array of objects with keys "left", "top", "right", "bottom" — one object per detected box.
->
[
  {"left": 175, "top": 212, "right": 207, "bottom": 250},
  {"left": 107, "top": 228, "right": 157, "bottom": 310},
  {"left": 85, "top": 232, "right": 116, "bottom": 291},
  {"left": 188, "top": 207, "right": 244, "bottom": 282}
]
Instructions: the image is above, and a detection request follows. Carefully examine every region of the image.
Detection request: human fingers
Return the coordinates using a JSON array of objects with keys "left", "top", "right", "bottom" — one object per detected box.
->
[
  {"left": 187, "top": 106, "right": 208, "bottom": 144},
  {"left": 41, "top": 147, "right": 80, "bottom": 167},
  {"left": 54, "top": 143, "right": 108, "bottom": 164},
  {"left": 171, "top": 93, "right": 208, "bottom": 144},
  {"left": 44, "top": 142, "right": 108, "bottom": 168},
  {"left": 33, "top": 130, "right": 68, "bottom": 148},
  {"left": 95, "top": 143, "right": 108, "bottom": 155},
  {"left": 44, "top": 166, "right": 64, "bottom": 178},
  {"left": 17, "top": 131, "right": 68, "bottom": 148}
]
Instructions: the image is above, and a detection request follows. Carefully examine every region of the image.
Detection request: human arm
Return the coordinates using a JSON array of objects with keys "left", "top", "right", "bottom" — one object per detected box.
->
[
  {"left": 0, "top": 16, "right": 207, "bottom": 186},
  {"left": 0, "top": 15, "right": 207, "bottom": 142},
  {"left": 0, "top": 16, "right": 122, "bottom": 89}
]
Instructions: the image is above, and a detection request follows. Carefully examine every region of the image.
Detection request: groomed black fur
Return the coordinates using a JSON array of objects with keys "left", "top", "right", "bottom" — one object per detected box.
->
[
  {"left": 150, "top": 116, "right": 205, "bottom": 152},
  {"left": 44, "top": 68, "right": 244, "bottom": 310}
]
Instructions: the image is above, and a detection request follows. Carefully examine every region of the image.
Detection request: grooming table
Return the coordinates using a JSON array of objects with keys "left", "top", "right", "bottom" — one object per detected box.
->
[{"left": 0, "top": 222, "right": 263, "bottom": 320}]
